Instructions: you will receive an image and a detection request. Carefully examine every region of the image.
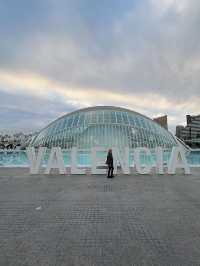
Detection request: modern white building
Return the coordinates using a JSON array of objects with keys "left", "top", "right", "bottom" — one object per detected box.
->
[{"left": 30, "top": 106, "right": 178, "bottom": 150}]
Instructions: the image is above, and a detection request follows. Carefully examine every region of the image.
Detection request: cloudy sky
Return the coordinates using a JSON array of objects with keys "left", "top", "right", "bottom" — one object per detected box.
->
[{"left": 0, "top": 0, "right": 199, "bottom": 133}]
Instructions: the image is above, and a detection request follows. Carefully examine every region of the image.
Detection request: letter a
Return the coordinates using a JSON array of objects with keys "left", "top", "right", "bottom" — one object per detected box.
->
[{"left": 168, "top": 147, "right": 190, "bottom": 174}]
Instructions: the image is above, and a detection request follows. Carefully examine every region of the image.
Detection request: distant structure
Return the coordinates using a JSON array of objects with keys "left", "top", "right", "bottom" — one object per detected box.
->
[
  {"left": 0, "top": 132, "right": 35, "bottom": 150},
  {"left": 176, "top": 115, "right": 200, "bottom": 148},
  {"left": 153, "top": 115, "right": 168, "bottom": 130}
]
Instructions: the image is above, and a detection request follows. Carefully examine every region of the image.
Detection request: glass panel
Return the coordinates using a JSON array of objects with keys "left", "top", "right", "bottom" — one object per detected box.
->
[
  {"left": 116, "top": 112, "right": 122, "bottom": 124},
  {"left": 122, "top": 112, "right": 129, "bottom": 124},
  {"left": 67, "top": 116, "right": 74, "bottom": 127},
  {"left": 73, "top": 114, "right": 79, "bottom": 127},
  {"left": 111, "top": 111, "right": 116, "bottom": 123}
]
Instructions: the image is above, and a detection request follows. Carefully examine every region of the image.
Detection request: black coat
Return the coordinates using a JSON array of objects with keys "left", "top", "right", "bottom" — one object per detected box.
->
[{"left": 106, "top": 153, "right": 113, "bottom": 167}]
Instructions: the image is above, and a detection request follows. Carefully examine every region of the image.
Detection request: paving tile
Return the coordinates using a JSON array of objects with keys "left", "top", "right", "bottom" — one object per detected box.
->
[{"left": 0, "top": 170, "right": 200, "bottom": 265}]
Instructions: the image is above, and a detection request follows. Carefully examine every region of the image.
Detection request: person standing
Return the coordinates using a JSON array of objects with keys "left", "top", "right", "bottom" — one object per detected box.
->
[{"left": 106, "top": 149, "right": 114, "bottom": 178}]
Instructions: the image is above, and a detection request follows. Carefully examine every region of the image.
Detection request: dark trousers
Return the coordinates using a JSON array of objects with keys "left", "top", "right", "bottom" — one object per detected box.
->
[{"left": 107, "top": 164, "right": 114, "bottom": 177}]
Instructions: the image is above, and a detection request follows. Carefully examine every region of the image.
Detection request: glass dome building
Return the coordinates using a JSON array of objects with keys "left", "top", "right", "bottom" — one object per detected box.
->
[{"left": 29, "top": 106, "right": 178, "bottom": 149}]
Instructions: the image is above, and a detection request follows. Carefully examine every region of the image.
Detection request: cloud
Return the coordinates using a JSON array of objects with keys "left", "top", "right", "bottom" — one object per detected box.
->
[
  {"left": 0, "top": 69, "right": 199, "bottom": 133},
  {"left": 151, "top": 0, "right": 189, "bottom": 14},
  {"left": 0, "top": 0, "right": 199, "bottom": 132},
  {"left": 0, "top": 89, "right": 77, "bottom": 133}
]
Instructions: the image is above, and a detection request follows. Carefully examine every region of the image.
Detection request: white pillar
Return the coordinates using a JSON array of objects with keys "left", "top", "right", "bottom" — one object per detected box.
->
[
  {"left": 26, "top": 147, "right": 46, "bottom": 174},
  {"left": 45, "top": 147, "right": 66, "bottom": 174}
]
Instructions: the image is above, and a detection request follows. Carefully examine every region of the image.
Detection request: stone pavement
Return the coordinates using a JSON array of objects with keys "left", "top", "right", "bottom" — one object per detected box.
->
[{"left": 0, "top": 168, "right": 200, "bottom": 266}]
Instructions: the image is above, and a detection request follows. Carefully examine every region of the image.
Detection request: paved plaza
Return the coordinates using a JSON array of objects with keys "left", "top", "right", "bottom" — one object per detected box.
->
[{"left": 0, "top": 168, "right": 200, "bottom": 265}]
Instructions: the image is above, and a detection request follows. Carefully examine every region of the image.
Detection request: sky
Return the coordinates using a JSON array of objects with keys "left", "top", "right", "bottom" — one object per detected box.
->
[{"left": 0, "top": 0, "right": 199, "bottom": 134}]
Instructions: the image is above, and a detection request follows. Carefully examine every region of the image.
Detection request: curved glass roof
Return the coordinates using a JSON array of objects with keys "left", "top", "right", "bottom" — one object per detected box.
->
[{"left": 30, "top": 106, "right": 178, "bottom": 149}]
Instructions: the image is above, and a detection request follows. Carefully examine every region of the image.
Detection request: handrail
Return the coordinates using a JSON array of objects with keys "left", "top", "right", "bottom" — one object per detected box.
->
[{"left": 175, "top": 136, "right": 191, "bottom": 153}]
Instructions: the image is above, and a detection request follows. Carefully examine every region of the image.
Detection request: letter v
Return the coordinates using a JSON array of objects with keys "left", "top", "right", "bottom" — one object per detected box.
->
[{"left": 26, "top": 147, "right": 46, "bottom": 174}]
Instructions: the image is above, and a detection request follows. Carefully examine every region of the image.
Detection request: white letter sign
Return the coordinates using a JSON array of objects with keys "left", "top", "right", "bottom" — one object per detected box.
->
[
  {"left": 155, "top": 147, "right": 164, "bottom": 174},
  {"left": 113, "top": 147, "right": 130, "bottom": 175},
  {"left": 71, "top": 147, "right": 85, "bottom": 174},
  {"left": 91, "top": 147, "right": 107, "bottom": 175},
  {"left": 45, "top": 147, "right": 66, "bottom": 174},
  {"left": 168, "top": 147, "right": 190, "bottom": 174},
  {"left": 134, "top": 148, "right": 152, "bottom": 174},
  {"left": 27, "top": 147, "right": 46, "bottom": 174}
]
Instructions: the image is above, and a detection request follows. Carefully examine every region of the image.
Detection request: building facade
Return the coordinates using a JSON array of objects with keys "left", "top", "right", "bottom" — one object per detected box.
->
[{"left": 176, "top": 115, "right": 200, "bottom": 148}]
